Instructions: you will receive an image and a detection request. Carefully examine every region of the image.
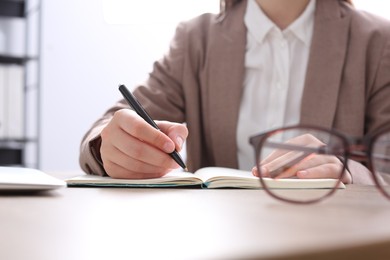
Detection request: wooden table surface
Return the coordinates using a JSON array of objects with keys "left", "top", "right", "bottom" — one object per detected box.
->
[{"left": 1, "top": 172, "right": 390, "bottom": 260}]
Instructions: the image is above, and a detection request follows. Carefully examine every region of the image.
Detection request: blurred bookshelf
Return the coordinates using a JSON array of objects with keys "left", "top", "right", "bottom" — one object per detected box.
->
[{"left": 0, "top": 0, "right": 41, "bottom": 168}]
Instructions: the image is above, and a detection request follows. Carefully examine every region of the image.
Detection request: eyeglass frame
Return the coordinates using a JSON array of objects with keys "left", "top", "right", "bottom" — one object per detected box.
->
[{"left": 249, "top": 124, "right": 390, "bottom": 204}]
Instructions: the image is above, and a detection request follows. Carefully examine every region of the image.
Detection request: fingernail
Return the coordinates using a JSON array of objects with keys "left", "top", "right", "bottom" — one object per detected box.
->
[
  {"left": 163, "top": 142, "right": 174, "bottom": 153},
  {"left": 252, "top": 167, "right": 259, "bottom": 177}
]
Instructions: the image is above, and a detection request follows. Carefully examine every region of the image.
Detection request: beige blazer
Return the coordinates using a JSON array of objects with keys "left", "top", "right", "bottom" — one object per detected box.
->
[{"left": 79, "top": 0, "right": 390, "bottom": 177}]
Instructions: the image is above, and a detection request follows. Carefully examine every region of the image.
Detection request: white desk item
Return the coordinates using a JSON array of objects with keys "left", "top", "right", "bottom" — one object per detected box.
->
[{"left": 0, "top": 166, "right": 66, "bottom": 191}]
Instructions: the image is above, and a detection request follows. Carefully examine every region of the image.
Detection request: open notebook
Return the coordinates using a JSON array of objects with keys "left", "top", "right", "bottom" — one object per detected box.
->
[
  {"left": 66, "top": 167, "right": 345, "bottom": 189},
  {"left": 0, "top": 166, "right": 66, "bottom": 191}
]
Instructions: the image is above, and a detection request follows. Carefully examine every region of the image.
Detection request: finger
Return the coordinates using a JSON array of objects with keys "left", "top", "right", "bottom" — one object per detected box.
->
[
  {"left": 252, "top": 166, "right": 271, "bottom": 177},
  {"left": 261, "top": 134, "right": 325, "bottom": 164},
  {"left": 109, "top": 126, "right": 179, "bottom": 169},
  {"left": 103, "top": 159, "right": 170, "bottom": 179},
  {"left": 263, "top": 151, "right": 345, "bottom": 179},
  {"left": 101, "top": 129, "right": 175, "bottom": 179},
  {"left": 270, "top": 164, "right": 301, "bottom": 179},
  {"left": 157, "top": 121, "right": 188, "bottom": 152},
  {"left": 262, "top": 151, "right": 309, "bottom": 177},
  {"left": 296, "top": 163, "right": 345, "bottom": 180},
  {"left": 102, "top": 143, "right": 177, "bottom": 177},
  {"left": 115, "top": 109, "right": 176, "bottom": 153},
  {"left": 101, "top": 117, "right": 178, "bottom": 169},
  {"left": 277, "top": 153, "right": 342, "bottom": 179},
  {"left": 297, "top": 166, "right": 352, "bottom": 184}
]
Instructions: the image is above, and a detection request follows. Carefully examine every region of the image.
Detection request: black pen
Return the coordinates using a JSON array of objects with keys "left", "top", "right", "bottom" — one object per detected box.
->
[{"left": 118, "top": 84, "right": 188, "bottom": 171}]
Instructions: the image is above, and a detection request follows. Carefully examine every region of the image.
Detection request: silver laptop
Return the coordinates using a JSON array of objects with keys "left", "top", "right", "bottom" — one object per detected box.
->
[{"left": 0, "top": 166, "right": 66, "bottom": 191}]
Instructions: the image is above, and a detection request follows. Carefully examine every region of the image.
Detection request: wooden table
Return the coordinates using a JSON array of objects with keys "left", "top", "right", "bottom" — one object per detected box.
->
[{"left": 1, "top": 172, "right": 390, "bottom": 260}]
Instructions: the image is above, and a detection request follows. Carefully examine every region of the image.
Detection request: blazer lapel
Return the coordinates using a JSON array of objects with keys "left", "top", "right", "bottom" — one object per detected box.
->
[
  {"left": 300, "top": 0, "right": 351, "bottom": 128},
  {"left": 206, "top": 0, "right": 247, "bottom": 168}
]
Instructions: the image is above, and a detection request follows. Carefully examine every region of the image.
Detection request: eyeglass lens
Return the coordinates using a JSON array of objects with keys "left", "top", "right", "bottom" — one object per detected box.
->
[{"left": 257, "top": 128, "right": 346, "bottom": 203}]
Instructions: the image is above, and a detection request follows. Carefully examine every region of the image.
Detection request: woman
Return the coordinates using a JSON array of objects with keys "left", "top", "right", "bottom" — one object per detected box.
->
[{"left": 79, "top": 0, "right": 390, "bottom": 184}]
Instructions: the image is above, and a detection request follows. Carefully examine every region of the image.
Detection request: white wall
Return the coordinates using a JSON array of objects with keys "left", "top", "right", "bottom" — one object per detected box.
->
[
  {"left": 40, "top": 0, "right": 390, "bottom": 171},
  {"left": 353, "top": 0, "right": 390, "bottom": 19},
  {"left": 41, "top": 1, "right": 176, "bottom": 171},
  {"left": 41, "top": 0, "right": 218, "bottom": 171}
]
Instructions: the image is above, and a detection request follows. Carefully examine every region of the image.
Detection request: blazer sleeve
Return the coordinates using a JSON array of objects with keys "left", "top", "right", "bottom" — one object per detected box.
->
[
  {"left": 351, "top": 39, "right": 390, "bottom": 185},
  {"left": 78, "top": 101, "right": 127, "bottom": 175},
  {"left": 366, "top": 38, "right": 390, "bottom": 134}
]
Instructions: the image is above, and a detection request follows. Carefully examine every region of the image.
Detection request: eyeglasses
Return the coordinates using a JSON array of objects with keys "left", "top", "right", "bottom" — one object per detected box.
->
[{"left": 249, "top": 125, "right": 390, "bottom": 204}]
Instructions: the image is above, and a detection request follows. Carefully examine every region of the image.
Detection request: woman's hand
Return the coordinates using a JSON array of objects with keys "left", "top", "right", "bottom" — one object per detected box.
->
[
  {"left": 100, "top": 109, "right": 188, "bottom": 179},
  {"left": 252, "top": 133, "right": 352, "bottom": 184}
]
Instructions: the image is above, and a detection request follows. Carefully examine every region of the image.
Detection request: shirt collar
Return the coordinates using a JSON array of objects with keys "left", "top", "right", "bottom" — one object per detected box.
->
[
  {"left": 287, "top": 0, "right": 316, "bottom": 46},
  {"left": 244, "top": 0, "right": 316, "bottom": 46}
]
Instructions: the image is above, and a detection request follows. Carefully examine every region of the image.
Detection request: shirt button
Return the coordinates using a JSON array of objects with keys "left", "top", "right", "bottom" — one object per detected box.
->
[{"left": 281, "top": 41, "right": 286, "bottom": 48}]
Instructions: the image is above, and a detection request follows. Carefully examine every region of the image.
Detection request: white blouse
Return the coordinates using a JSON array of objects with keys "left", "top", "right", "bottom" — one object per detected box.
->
[{"left": 237, "top": 0, "right": 316, "bottom": 170}]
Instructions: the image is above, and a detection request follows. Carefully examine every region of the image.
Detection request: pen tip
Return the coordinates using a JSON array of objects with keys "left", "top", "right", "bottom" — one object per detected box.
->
[{"left": 184, "top": 167, "right": 189, "bottom": 172}]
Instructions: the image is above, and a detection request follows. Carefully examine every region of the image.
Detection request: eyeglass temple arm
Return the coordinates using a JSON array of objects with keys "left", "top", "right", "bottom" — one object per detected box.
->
[
  {"left": 266, "top": 142, "right": 390, "bottom": 163},
  {"left": 264, "top": 142, "right": 334, "bottom": 154}
]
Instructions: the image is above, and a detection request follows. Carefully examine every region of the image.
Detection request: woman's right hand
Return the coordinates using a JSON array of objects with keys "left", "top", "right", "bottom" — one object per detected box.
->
[
  {"left": 100, "top": 109, "right": 188, "bottom": 179},
  {"left": 251, "top": 133, "right": 352, "bottom": 184}
]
